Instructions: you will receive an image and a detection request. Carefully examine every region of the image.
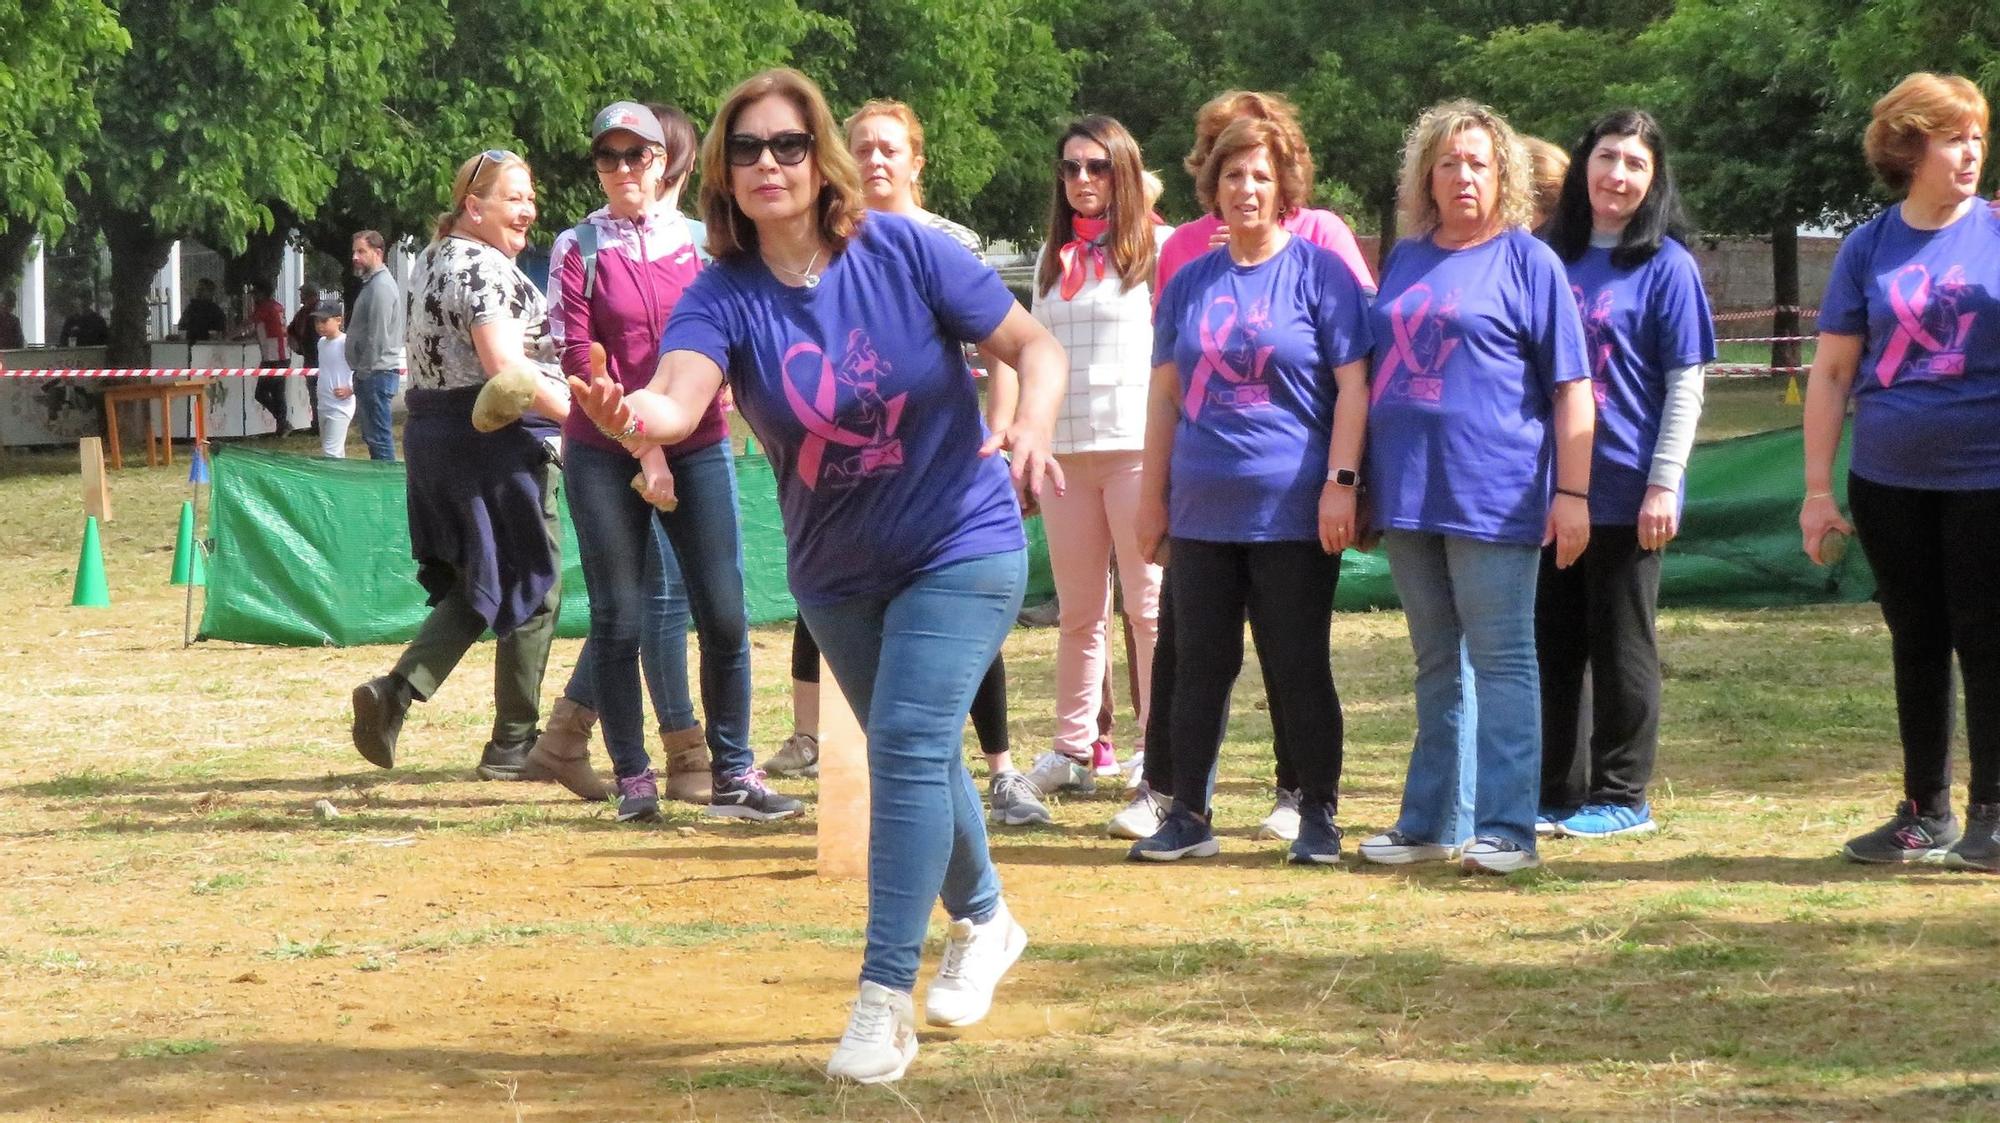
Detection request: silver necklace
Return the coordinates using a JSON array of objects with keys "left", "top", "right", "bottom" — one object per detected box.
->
[{"left": 770, "top": 244, "right": 824, "bottom": 288}]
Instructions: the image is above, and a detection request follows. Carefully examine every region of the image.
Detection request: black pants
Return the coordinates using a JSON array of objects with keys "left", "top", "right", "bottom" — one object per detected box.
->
[
  {"left": 253, "top": 365, "right": 291, "bottom": 433},
  {"left": 1166, "top": 538, "right": 1343, "bottom": 813},
  {"left": 1535, "top": 524, "right": 1662, "bottom": 810},
  {"left": 1140, "top": 563, "right": 1299, "bottom": 797},
  {"left": 792, "top": 614, "right": 1009, "bottom": 757},
  {"left": 1849, "top": 473, "right": 2000, "bottom": 812}
]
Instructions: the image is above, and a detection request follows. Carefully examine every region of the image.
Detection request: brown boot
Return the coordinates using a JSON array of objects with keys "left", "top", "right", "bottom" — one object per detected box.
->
[
  {"left": 661, "top": 723, "right": 713, "bottom": 804},
  {"left": 520, "top": 697, "right": 609, "bottom": 801}
]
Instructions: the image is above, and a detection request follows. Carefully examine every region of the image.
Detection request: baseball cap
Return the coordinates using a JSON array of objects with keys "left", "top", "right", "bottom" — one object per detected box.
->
[{"left": 591, "top": 101, "right": 666, "bottom": 147}]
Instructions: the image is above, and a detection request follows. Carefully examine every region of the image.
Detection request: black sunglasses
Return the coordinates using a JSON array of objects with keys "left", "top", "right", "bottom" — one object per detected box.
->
[
  {"left": 592, "top": 144, "right": 662, "bottom": 173},
  {"left": 726, "top": 131, "right": 814, "bottom": 167},
  {"left": 1057, "top": 157, "right": 1115, "bottom": 181}
]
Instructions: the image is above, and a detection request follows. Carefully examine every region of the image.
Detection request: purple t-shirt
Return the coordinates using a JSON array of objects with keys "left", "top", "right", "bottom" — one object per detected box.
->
[
  {"left": 1366, "top": 227, "right": 1590, "bottom": 545},
  {"left": 1819, "top": 204, "right": 2000, "bottom": 490},
  {"left": 1565, "top": 238, "right": 1715, "bottom": 523},
  {"left": 661, "top": 211, "right": 1024, "bottom": 606},
  {"left": 1152, "top": 236, "right": 1373, "bottom": 542}
]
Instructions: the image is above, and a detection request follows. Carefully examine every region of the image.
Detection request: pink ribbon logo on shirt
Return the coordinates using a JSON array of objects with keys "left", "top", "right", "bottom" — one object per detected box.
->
[
  {"left": 780, "top": 329, "right": 908, "bottom": 490},
  {"left": 1876, "top": 264, "right": 1974, "bottom": 387},
  {"left": 1574, "top": 285, "right": 1615, "bottom": 406},
  {"left": 1372, "top": 284, "right": 1460, "bottom": 405},
  {"left": 1185, "top": 296, "right": 1275, "bottom": 417}
]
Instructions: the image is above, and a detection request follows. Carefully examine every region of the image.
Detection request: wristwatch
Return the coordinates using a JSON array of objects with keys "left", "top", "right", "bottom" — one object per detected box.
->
[{"left": 1325, "top": 467, "right": 1360, "bottom": 488}]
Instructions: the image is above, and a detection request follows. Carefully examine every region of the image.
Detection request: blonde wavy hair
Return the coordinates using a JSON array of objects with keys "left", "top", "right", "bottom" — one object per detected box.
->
[
  {"left": 1395, "top": 100, "right": 1534, "bottom": 237},
  {"left": 432, "top": 149, "right": 533, "bottom": 243}
]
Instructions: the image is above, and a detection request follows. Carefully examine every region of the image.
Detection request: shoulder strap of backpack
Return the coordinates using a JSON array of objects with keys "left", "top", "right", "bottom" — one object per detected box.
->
[{"left": 573, "top": 220, "right": 601, "bottom": 301}]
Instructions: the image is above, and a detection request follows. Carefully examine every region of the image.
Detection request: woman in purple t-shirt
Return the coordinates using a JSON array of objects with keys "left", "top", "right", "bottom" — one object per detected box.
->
[
  {"left": 1131, "top": 116, "right": 1373, "bottom": 866},
  {"left": 1535, "top": 109, "right": 1715, "bottom": 842},
  {"left": 1358, "top": 100, "right": 1595, "bottom": 875},
  {"left": 1802, "top": 73, "right": 2000, "bottom": 871},
  {"left": 570, "top": 68, "right": 1068, "bottom": 1085}
]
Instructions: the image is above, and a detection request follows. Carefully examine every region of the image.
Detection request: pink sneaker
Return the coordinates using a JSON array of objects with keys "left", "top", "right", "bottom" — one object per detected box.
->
[{"left": 1089, "top": 738, "right": 1120, "bottom": 778}]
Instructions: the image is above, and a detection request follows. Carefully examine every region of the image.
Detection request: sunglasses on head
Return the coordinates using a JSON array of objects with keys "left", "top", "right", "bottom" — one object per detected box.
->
[
  {"left": 1057, "top": 157, "right": 1115, "bottom": 181},
  {"left": 467, "top": 148, "right": 517, "bottom": 186},
  {"left": 726, "top": 131, "right": 814, "bottom": 167},
  {"left": 592, "top": 144, "right": 662, "bottom": 173}
]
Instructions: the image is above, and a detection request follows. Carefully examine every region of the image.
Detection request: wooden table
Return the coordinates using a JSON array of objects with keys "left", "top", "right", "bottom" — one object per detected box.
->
[{"left": 102, "top": 379, "right": 211, "bottom": 469}]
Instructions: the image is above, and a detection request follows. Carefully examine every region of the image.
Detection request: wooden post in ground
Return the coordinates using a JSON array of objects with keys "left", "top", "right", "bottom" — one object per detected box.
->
[
  {"left": 815, "top": 655, "right": 870, "bottom": 879},
  {"left": 79, "top": 437, "right": 112, "bottom": 523}
]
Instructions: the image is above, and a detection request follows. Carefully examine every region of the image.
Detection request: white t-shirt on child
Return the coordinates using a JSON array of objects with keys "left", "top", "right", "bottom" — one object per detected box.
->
[{"left": 317, "top": 334, "right": 356, "bottom": 418}]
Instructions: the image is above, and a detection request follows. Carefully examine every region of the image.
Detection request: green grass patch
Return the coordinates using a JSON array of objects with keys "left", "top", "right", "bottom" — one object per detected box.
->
[
  {"left": 262, "top": 934, "right": 340, "bottom": 960},
  {"left": 123, "top": 1039, "right": 218, "bottom": 1059}
]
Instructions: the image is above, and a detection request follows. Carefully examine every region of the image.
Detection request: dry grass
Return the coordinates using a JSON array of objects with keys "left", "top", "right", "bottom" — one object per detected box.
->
[{"left": 0, "top": 436, "right": 1995, "bottom": 1121}]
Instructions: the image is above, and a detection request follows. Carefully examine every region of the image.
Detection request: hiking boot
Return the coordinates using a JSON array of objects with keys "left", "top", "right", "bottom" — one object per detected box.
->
[
  {"left": 707, "top": 770, "right": 804, "bottom": 821},
  {"left": 1357, "top": 830, "right": 1456, "bottom": 866},
  {"left": 519, "top": 697, "right": 607, "bottom": 801},
  {"left": 761, "top": 732, "right": 820, "bottom": 778},
  {"left": 1941, "top": 802, "right": 2000, "bottom": 873},
  {"left": 1558, "top": 803, "right": 1658, "bottom": 839},
  {"left": 615, "top": 770, "right": 660, "bottom": 823},
  {"left": 827, "top": 981, "right": 917, "bottom": 1084},
  {"left": 1255, "top": 787, "right": 1302, "bottom": 842},
  {"left": 1287, "top": 797, "right": 1343, "bottom": 865},
  {"left": 1128, "top": 803, "right": 1219, "bottom": 862},
  {"left": 476, "top": 737, "right": 534, "bottom": 781},
  {"left": 988, "top": 770, "right": 1052, "bottom": 826},
  {"left": 1106, "top": 782, "right": 1169, "bottom": 840},
  {"left": 660, "top": 723, "right": 712, "bottom": 804},
  {"left": 1842, "top": 799, "right": 1959, "bottom": 864},
  {"left": 924, "top": 900, "right": 1028, "bottom": 1027},
  {"left": 1025, "top": 750, "right": 1094, "bottom": 796},
  {"left": 1461, "top": 836, "right": 1542, "bottom": 875},
  {"left": 350, "top": 673, "right": 413, "bottom": 769}
]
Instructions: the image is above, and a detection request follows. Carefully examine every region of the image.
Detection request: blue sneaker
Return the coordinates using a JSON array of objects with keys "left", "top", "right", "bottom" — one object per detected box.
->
[
  {"left": 706, "top": 769, "right": 804, "bottom": 821},
  {"left": 1558, "top": 803, "right": 1657, "bottom": 839},
  {"left": 1128, "top": 805, "right": 1219, "bottom": 862},
  {"left": 1535, "top": 808, "right": 1573, "bottom": 837},
  {"left": 1287, "top": 798, "right": 1343, "bottom": 865}
]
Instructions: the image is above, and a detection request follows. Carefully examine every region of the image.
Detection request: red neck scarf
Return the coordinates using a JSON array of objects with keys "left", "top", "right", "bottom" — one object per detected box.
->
[{"left": 1058, "top": 215, "right": 1111, "bottom": 300}]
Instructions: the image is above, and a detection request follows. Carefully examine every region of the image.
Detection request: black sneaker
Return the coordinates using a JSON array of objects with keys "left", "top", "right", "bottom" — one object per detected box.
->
[
  {"left": 476, "top": 737, "right": 534, "bottom": 781},
  {"left": 1128, "top": 803, "right": 1219, "bottom": 862},
  {"left": 1942, "top": 803, "right": 2000, "bottom": 873},
  {"left": 706, "top": 770, "right": 804, "bottom": 820},
  {"left": 1842, "top": 799, "right": 1960, "bottom": 864},
  {"left": 350, "top": 674, "right": 413, "bottom": 769},
  {"left": 1287, "top": 797, "right": 1343, "bottom": 865}
]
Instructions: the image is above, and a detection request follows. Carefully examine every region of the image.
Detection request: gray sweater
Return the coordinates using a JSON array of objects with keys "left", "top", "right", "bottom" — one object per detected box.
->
[{"left": 346, "top": 267, "right": 406, "bottom": 371}]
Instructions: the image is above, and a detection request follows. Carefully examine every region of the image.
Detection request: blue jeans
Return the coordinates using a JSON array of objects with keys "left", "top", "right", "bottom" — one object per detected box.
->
[
  {"left": 562, "top": 516, "right": 698, "bottom": 743},
  {"left": 1383, "top": 531, "right": 1542, "bottom": 850},
  {"left": 564, "top": 439, "right": 752, "bottom": 780},
  {"left": 800, "top": 549, "right": 1025, "bottom": 992},
  {"left": 353, "top": 369, "right": 399, "bottom": 461}
]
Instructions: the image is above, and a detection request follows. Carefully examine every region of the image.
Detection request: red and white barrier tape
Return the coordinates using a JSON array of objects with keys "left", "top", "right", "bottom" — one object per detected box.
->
[
  {"left": 1713, "top": 306, "right": 1818, "bottom": 323},
  {"left": 1710, "top": 363, "right": 1810, "bottom": 375},
  {"left": 1715, "top": 335, "right": 1817, "bottom": 344},
  {"left": 0, "top": 368, "right": 318, "bottom": 379}
]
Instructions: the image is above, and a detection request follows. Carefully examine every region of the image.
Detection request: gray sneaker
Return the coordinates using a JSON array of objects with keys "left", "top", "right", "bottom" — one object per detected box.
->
[
  {"left": 1942, "top": 803, "right": 2000, "bottom": 872},
  {"left": 761, "top": 732, "right": 820, "bottom": 777},
  {"left": 988, "top": 771, "right": 1052, "bottom": 827}
]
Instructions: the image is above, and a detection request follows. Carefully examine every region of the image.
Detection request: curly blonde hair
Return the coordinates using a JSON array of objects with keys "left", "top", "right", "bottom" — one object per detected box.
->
[{"left": 1395, "top": 100, "right": 1534, "bottom": 237}]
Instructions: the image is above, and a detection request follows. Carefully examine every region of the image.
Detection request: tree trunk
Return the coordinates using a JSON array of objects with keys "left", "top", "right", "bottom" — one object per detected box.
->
[
  {"left": 222, "top": 225, "right": 291, "bottom": 305},
  {"left": 1374, "top": 186, "right": 1398, "bottom": 274},
  {"left": 0, "top": 222, "right": 36, "bottom": 307},
  {"left": 1771, "top": 220, "right": 1801, "bottom": 372},
  {"left": 100, "top": 209, "right": 172, "bottom": 367}
]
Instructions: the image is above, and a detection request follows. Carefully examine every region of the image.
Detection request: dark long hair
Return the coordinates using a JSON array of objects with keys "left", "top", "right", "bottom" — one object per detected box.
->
[
  {"left": 1036, "top": 115, "right": 1156, "bottom": 297},
  {"left": 1548, "top": 109, "right": 1689, "bottom": 268}
]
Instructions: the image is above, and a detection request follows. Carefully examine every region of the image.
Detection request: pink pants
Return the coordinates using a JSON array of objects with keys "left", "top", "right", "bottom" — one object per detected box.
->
[{"left": 1041, "top": 449, "right": 1161, "bottom": 758}]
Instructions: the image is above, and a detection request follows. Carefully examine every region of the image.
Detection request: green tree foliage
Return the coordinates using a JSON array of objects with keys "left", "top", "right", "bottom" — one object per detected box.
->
[{"left": 0, "top": 0, "right": 127, "bottom": 241}]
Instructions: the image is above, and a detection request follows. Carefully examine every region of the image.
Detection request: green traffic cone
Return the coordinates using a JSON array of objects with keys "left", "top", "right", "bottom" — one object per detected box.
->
[
  {"left": 190, "top": 535, "right": 206, "bottom": 587},
  {"left": 72, "top": 517, "right": 110, "bottom": 607},
  {"left": 171, "top": 500, "right": 197, "bottom": 586}
]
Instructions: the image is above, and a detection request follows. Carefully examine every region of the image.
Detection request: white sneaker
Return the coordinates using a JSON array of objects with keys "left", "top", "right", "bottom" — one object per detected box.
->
[
  {"left": 1107, "top": 784, "right": 1169, "bottom": 840},
  {"left": 1460, "top": 836, "right": 1542, "bottom": 874},
  {"left": 1357, "top": 830, "right": 1457, "bottom": 865},
  {"left": 1121, "top": 751, "right": 1145, "bottom": 792},
  {"left": 1254, "top": 787, "right": 1302, "bottom": 842},
  {"left": 925, "top": 902, "right": 1028, "bottom": 1027},
  {"left": 760, "top": 732, "right": 819, "bottom": 778},
  {"left": 1025, "top": 750, "right": 1094, "bottom": 797},
  {"left": 987, "top": 771, "right": 1053, "bottom": 827},
  {"left": 827, "top": 981, "right": 918, "bottom": 1084}
]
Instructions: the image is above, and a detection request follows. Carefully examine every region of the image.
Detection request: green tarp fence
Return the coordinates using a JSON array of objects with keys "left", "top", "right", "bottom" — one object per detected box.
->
[{"left": 198, "top": 426, "right": 1869, "bottom": 648}]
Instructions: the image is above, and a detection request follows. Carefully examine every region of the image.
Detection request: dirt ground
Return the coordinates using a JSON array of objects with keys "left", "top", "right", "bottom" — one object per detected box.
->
[{"left": 1, "top": 446, "right": 1997, "bottom": 1122}]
